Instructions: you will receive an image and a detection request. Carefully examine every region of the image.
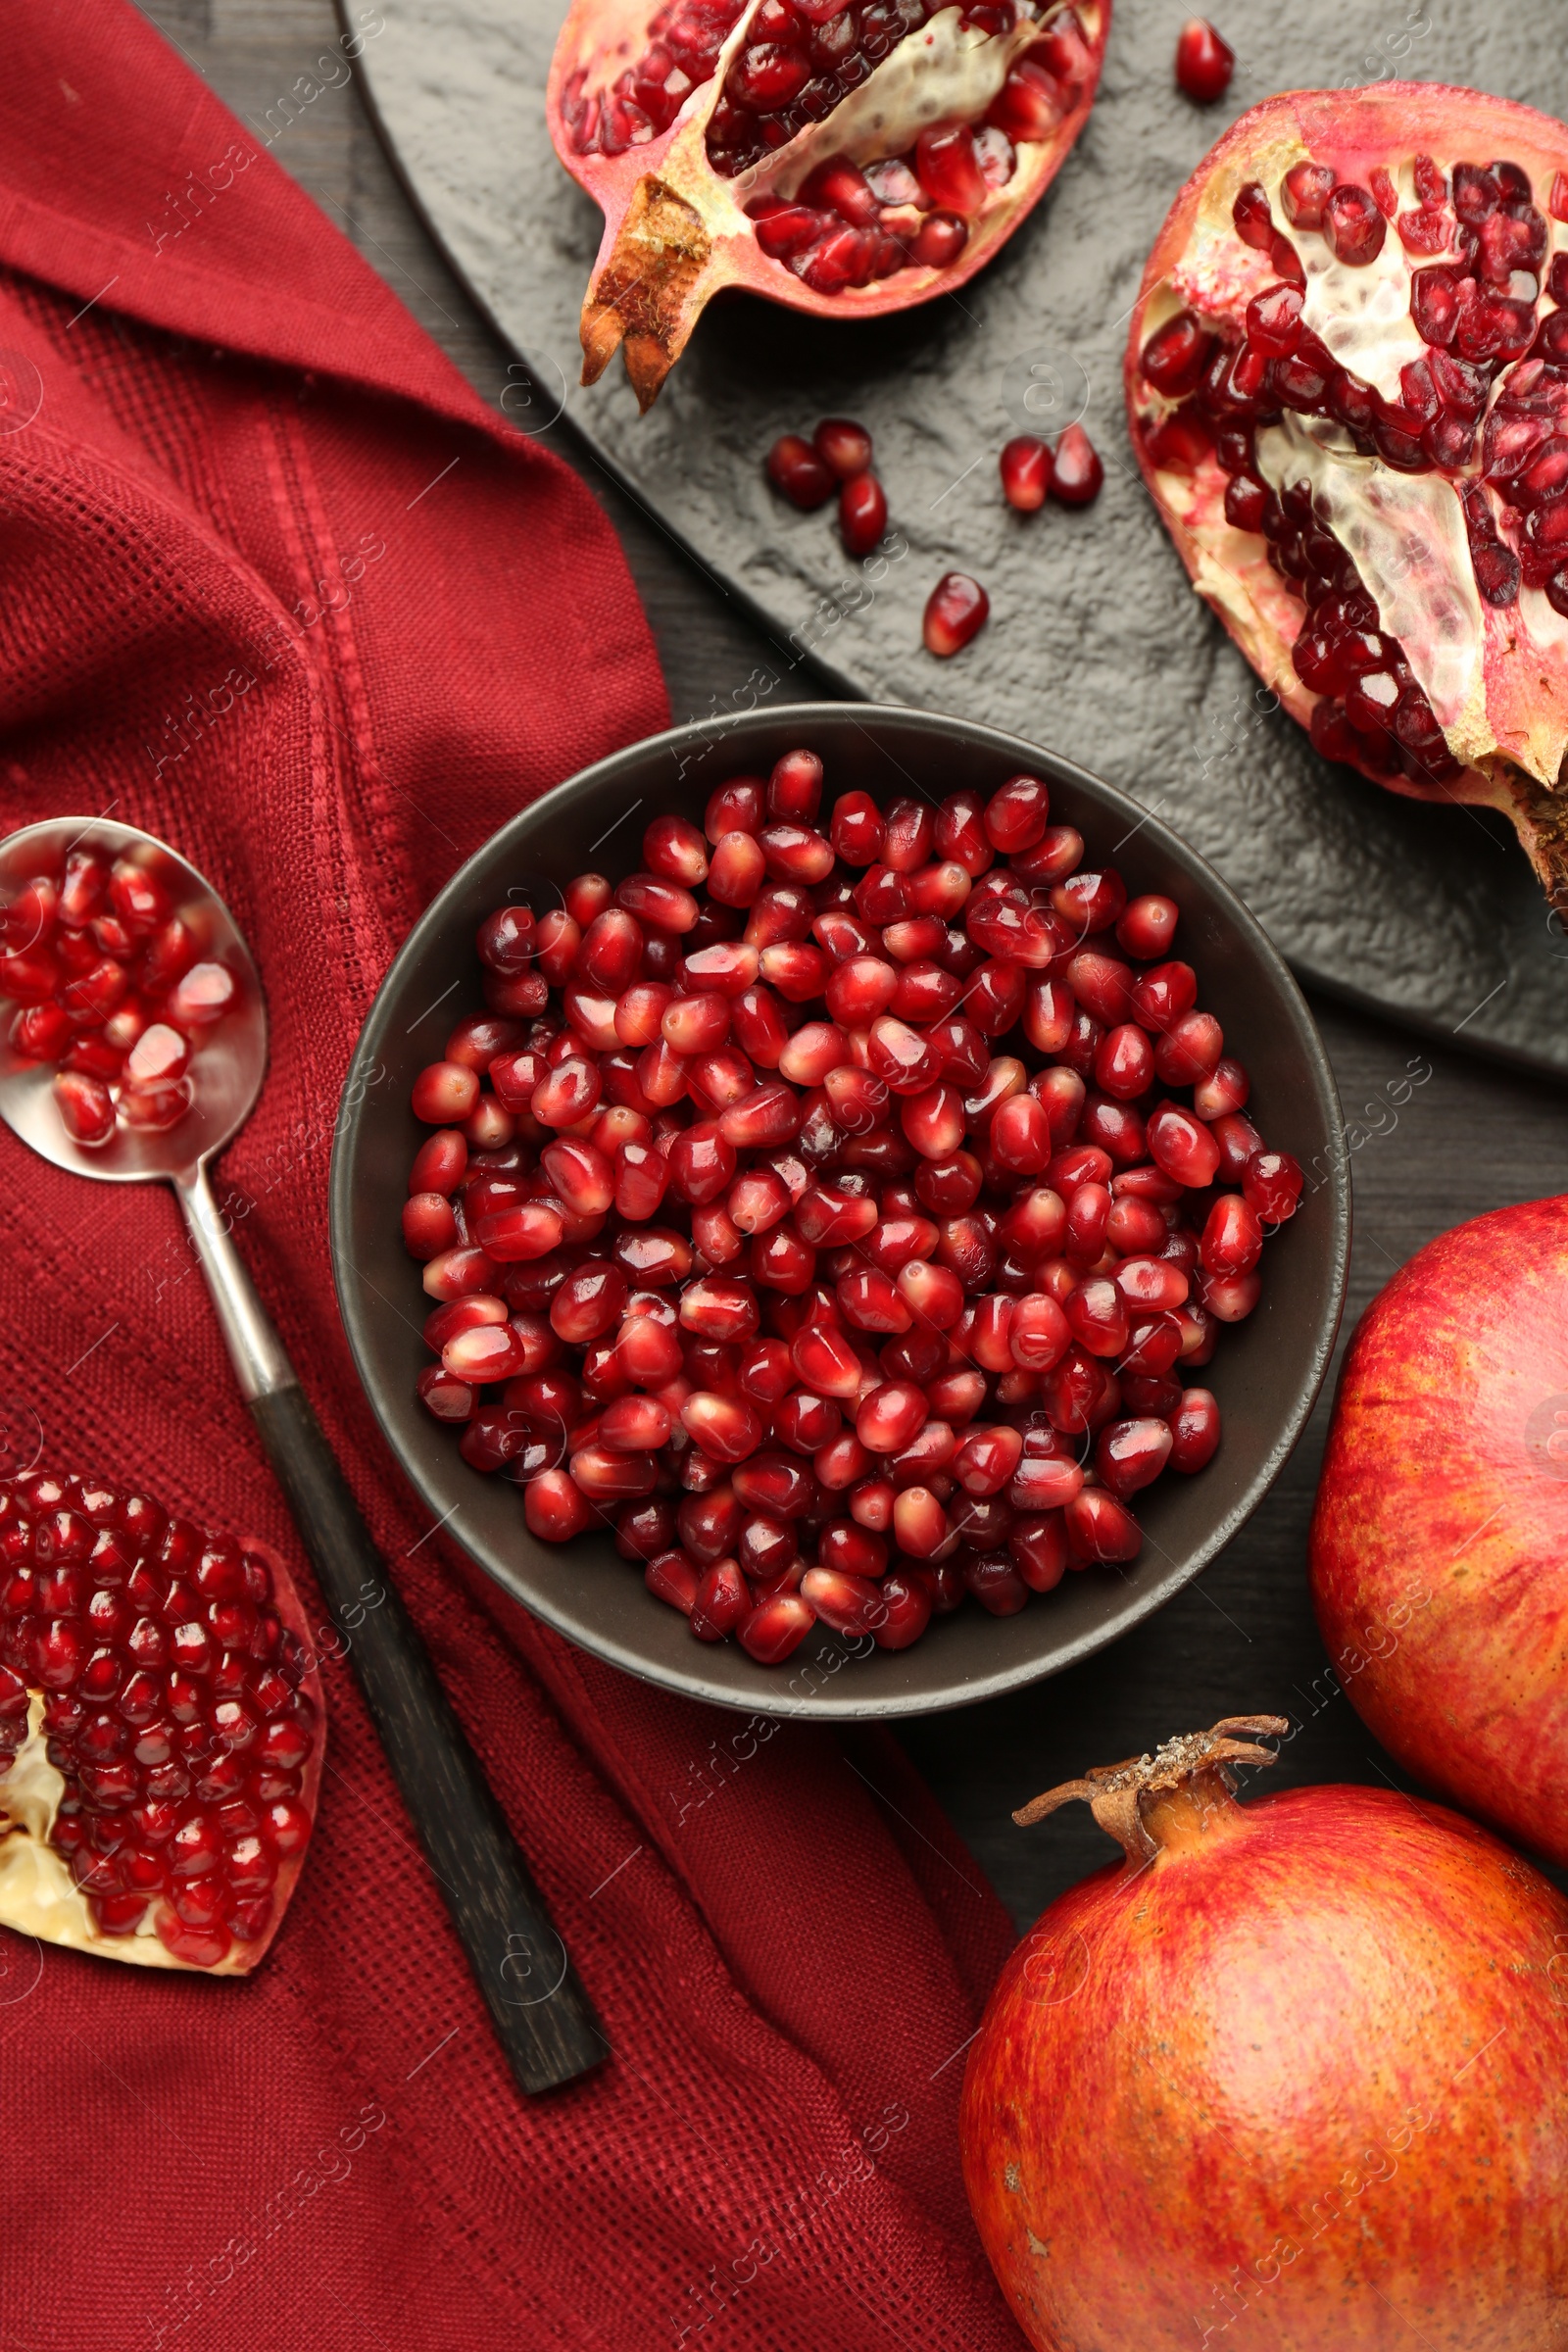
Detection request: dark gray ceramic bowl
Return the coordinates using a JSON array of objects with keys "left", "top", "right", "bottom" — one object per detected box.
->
[{"left": 330, "top": 705, "right": 1349, "bottom": 1719}]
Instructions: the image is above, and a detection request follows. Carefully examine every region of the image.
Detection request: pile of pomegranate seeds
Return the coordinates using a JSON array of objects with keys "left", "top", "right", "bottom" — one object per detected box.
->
[
  {"left": 1135, "top": 148, "right": 1568, "bottom": 792},
  {"left": 0, "top": 849, "right": 238, "bottom": 1148},
  {"left": 403, "top": 754, "right": 1301, "bottom": 1669},
  {"left": 563, "top": 0, "right": 1100, "bottom": 298},
  {"left": 1174, "top": 18, "right": 1233, "bottom": 105},
  {"left": 0, "top": 1472, "right": 320, "bottom": 1969},
  {"left": 1000, "top": 422, "right": 1104, "bottom": 513},
  {"left": 766, "top": 415, "right": 889, "bottom": 554}
]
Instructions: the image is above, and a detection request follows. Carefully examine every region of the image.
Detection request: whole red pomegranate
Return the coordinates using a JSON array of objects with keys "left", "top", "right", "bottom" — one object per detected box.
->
[
  {"left": 0, "top": 1468, "right": 323, "bottom": 1973},
  {"left": 549, "top": 0, "right": 1107, "bottom": 407},
  {"left": 1126, "top": 87, "right": 1568, "bottom": 908},
  {"left": 1311, "top": 1196, "right": 1568, "bottom": 1869},
  {"left": 961, "top": 1717, "right": 1568, "bottom": 2349}
]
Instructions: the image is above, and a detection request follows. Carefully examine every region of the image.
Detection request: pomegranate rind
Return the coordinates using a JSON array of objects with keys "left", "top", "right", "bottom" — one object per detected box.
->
[
  {"left": 1125, "top": 83, "right": 1568, "bottom": 909},
  {"left": 962, "top": 1776, "right": 1568, "bottom": 2347},
  {"left": 1309, "top": 1197, "right": 1568, "bottom": 1872},
  {"left": 549, "top": 0, "right": 1108, "bottom": 409},
  {"left": 0, "top": 1524, "right": 324, "bottom": 1977}
]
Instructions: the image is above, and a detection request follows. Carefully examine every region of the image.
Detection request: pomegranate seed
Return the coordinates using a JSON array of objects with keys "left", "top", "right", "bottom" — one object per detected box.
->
[
  {"left": 1174, "top": 18, "right": 1233, "bottom": 102},
  {"left": 1051, "top": 424, "right": 1102, "bottom": 506},
  {"left": 691, "top": 1558, "right": 751, "bottom": 1641},
  {"left": 54, "top": 1069, "right": 115, "bottom": 1145},
  {"left": 738, "top": 1594, "right": 814, "bottom": 1663},
  {"left": 1000, "top": 437, "right": 1053, "bottom": 512},
  {"left": 923, "top": 572, "right": 990, "bottom": 658},
  {"left": 767, "top": 434, "right": 835, "bottom": 508},
  {"left": 839, "top": 472, "right": 888, "bottom": 557},
  {"left": 1244, "top": 1150, "right": 1303, "bottom": 1222},
  {"left": 412, "top": 1060, "right": 480, "bottom": 1124},
  {"left": 1064, "top": 1486, "right": 1142, "bottom": 1562},
  {"left": 1148, "top": 1103, "right": 1222, "bottom": 1189},
  {"left": 1324, "top": 182, "right": 1387, "bottom": 268},
  {"left": 813, "top": 418, "right": 872, "bottom": 480},
  {"left": 1281, "top": 160, "right": 1335, "bottom": 229},
  {"left": 1170, "top": 1388, "right": 1222, "bottom": 1472}
]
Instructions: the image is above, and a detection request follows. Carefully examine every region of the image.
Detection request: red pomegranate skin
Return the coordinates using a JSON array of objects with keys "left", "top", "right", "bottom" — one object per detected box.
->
[
  {"left": 1311, "top": 1197, "right": 1568, "bottom": 1869},
  {"left": 961, "top": 1782, "right": 1568, "bottom": 2349}
]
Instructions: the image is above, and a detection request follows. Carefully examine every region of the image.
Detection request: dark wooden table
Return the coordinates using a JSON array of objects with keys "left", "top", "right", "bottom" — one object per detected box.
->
[{"left": 142, "top": 0, "right": 1568, "bottom": 1926}]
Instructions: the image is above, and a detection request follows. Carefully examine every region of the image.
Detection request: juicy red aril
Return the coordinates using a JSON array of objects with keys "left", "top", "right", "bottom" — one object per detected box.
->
[
  {"left": 1141, "top": 311, "right": 1214, "bottom": 398},
  {"left": 1001, "top": 437, "right": 1053, "bottom": 512},
  {"left": 923, "top": 573, "right": 990, "bottom": 657},
  {"left": 840, "top": 471, "right": 888, "bottom": 557},
  {"left": 1051, "top": 424, "right": 1102, "bottom": 506},
  {"left": 1323, "top": 182, "right": 1386, "bottom": 267},
  {"left": 814, "top": 417, "right": 872, "bottom": 479},
  {"left": 766, "top": 434, "right": 835, "bottom": 509},
  {"left": 1174, "top": 18, "right": 1233, "bottom": 103},
  {"left": 1281, "top": 161, "right": 1334, "bottom": 228}
]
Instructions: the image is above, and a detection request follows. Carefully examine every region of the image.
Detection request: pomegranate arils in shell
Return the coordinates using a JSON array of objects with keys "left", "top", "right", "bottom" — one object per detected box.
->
[
  {"left": 0, "top": 1473, "right": 321, "bottom": 1971},
  {"left": 1129, "top": 87, "right": 1568, "bottom": 908},
  {"left": 553, "top": 0, "right": 1109, "bottom": 407},
  {"left": 1173, "top": 18, "right": 1232, "bottom": 104},
  {"left": 405, "top": 759, "right": 1300, "bottom": 1666}
]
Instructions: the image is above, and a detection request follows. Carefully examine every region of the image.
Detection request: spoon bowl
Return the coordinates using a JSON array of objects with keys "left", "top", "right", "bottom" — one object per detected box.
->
[{"left": 0, "top": 816, "right": 265, "bottom": 1181}]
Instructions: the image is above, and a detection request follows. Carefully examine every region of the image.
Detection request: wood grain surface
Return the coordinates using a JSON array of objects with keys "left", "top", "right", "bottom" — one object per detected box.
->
[{"left": 138, "top": 0, "right": 1568, "bottom": 1927}]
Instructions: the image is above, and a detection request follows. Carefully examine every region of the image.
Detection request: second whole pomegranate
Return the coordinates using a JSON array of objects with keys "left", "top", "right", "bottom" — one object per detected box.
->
[{"left": 962, "top": 1716, "right": 1568, "bottom": 2349}]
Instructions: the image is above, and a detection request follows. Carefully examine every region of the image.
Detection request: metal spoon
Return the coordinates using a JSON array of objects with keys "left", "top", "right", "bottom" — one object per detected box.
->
[{"left": 0, "top": 815, "right": 603, "bottom": 2094}]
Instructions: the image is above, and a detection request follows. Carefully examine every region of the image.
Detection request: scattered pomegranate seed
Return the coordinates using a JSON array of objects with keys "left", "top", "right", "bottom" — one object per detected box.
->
[
  {"left": 766, "top": 433, "right": 835, "bottom": 509},
  {"left": 400, "top": 767, "right": 1298, "bottom": 1664},
  {"left": 1174, "top": 18, "right": 1234, "bottom": 104},
  {"left": 1051, "top": 424, "right": 1103, "bottom": 506},
  {"left": 814, "top": 417, "right": 873, "bottom": 480},
  {"left": 840, "top": 472, "right": 889, "bottom": 557},
  {"left": 923, "top": 572, "right": 991, "bottom": 658},
  {"left": 1000, "top": 436, "right": 1053, "bottom": 512}
]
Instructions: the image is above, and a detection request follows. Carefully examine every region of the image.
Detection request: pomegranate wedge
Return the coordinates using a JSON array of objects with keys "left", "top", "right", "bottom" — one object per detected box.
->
[
  {"left": 1127, "top": 86, "right": 1568, "bottom": 908},
  {"left": 549, "top": 0, "right": 1107, "bottom": 408},
  {"left": 0, "top": 1472, "right": 323, "bottom": 1974}
]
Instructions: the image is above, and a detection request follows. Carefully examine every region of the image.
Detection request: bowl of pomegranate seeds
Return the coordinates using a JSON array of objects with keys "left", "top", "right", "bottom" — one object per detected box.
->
[{"left": 330, "top": 708, "right": 1348, "bottom": 1715}]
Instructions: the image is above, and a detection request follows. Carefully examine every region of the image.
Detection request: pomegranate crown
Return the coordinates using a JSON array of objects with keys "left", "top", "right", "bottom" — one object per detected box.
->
[{"left": 1013, "top": 1714, "right": 1288, "bottom": 1859}]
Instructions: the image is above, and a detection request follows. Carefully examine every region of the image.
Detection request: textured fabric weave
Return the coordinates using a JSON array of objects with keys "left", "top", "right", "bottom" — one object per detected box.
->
[{"left": 0, "top": 8, "right": 1021, "bottom": 2345}]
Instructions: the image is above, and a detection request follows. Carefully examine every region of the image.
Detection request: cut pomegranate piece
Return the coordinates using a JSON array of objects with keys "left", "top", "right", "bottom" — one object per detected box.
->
[
  {"left": 1173, "top": 18, "right": 1232, "bottom": 104},
  {"left": 1127, "top": 86, "right": 1568, "bottom": 908},
  {"left": 0, "top": 1473, "right": 321, "bottom": 1971},
  {"left": 550, "top": 0, "right": 1109, "bottom": 407}
]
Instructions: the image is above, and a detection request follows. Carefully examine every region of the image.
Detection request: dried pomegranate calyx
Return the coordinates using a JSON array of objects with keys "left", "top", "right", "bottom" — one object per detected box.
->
[
  {"left": 1012, "top": 1712, "right": 1287, "bottom": 1859},
  {"left": 550, "top": 0, "right": 1107, "bottom": 407},
  {"left": 1127, "top": 85, "right": 1568, "bottom": 909}
]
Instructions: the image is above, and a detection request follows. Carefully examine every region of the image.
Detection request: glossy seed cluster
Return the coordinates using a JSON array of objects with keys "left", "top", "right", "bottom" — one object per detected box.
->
[
  {"left": 403, "top": 754, "right": 1302, "bottom": 1668},
  {"left": 0, "top": 848, "right": 238, "bottom": 1148}
]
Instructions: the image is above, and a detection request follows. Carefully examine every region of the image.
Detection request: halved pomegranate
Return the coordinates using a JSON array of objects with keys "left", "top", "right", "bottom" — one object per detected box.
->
[
  {"left": 1127, "top": 87, "right": 1568, "bottom": 907},
  {"left": 0, "top": 1471, "right": 323, "bottom": 1974},
  {"left": 549, "top": 0, "right": 1108, "bottom": 407}
]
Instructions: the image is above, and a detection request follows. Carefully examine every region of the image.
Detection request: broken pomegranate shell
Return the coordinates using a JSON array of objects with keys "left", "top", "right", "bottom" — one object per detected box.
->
[
  {"left": 0, "top": 1471, "right": 323, "bottom": 1974},
  {"left": 549, "top": 0, "right": 1108, "bottom": 408},
  {"left": 1127, "top": 85, "right": 1568, "bottom": 909}
]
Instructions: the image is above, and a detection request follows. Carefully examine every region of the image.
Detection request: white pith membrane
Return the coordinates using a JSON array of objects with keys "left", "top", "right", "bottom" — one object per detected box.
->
[
  {"left": 550, "top": 0, "right": 1102, "bottom": 403},
  {"left": 0, "top": 1695, "right": 236, "bottom": 1970},
  {"left": 1128, "top": 92, "right": 1568, "bottom": 901}
]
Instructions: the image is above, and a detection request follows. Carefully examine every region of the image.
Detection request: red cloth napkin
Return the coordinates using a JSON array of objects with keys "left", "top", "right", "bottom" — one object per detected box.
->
[{"left": 0, "top": 6, "right": 1023, "bottom": 2345}]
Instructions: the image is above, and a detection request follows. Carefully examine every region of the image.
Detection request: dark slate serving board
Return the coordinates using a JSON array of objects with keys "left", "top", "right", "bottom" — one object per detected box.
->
[{"left": 349, "top": 0, "right": 1568, "bottom": 1075}]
